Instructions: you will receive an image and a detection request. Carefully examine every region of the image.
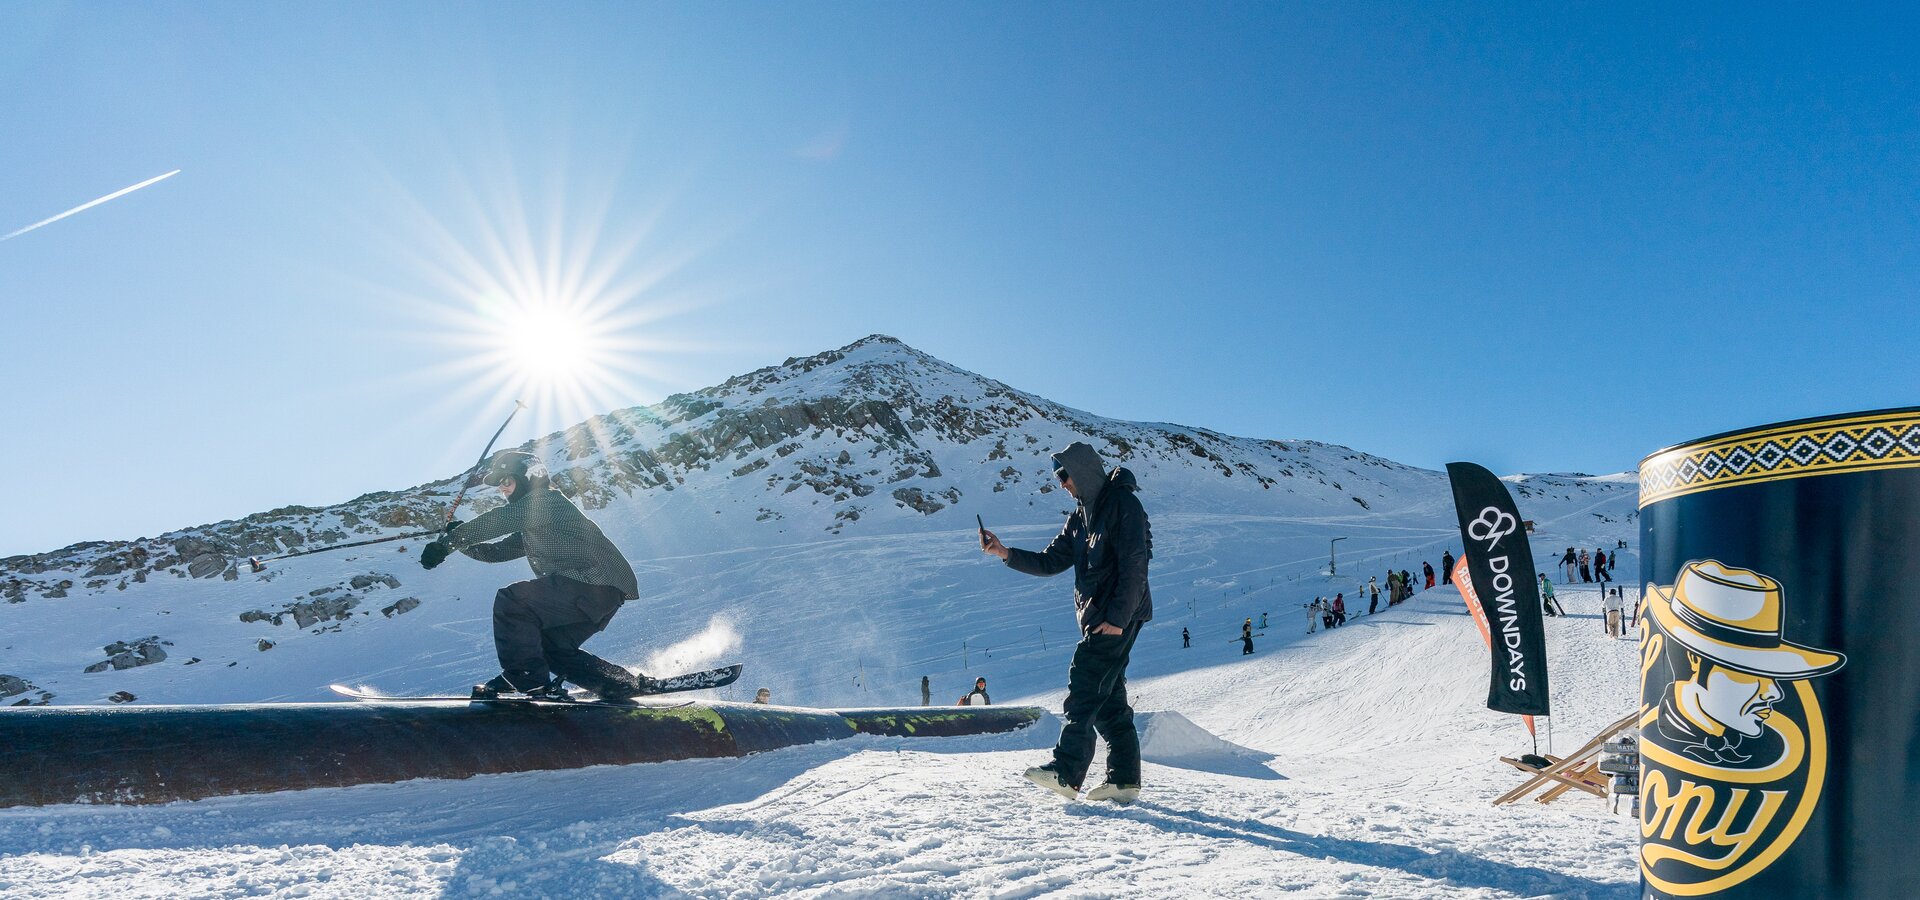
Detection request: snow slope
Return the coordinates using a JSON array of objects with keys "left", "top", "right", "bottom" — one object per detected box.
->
[
  {"left": 0, "top": 584, "right": 1643, "bottom": 898},
  {"left": 0, "top": 335, "right": 1646, "bottom": 896},
  {"left": 0, "top": 335, "right": 1636, "bottom": 713}
]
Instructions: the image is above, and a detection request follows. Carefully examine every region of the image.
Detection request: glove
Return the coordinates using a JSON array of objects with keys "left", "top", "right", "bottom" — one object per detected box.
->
[
  {"left": 443, "top": 519, "right": 463, "bottom": 536},
  {"left": 420, "top": 541, "right": 451, "bottom": 570}
]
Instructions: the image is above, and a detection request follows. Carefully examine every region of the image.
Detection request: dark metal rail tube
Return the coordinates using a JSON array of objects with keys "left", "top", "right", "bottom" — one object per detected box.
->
[{"left": 0, "top": 702, "right": 1041, "bottom": 808}]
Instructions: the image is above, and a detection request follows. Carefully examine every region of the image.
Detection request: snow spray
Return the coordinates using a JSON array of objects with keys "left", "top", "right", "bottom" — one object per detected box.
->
[
  {"left": 1636, "top": 407, "right": 1920, "bottom": 897},
  {"left": 643, "top": 616, "right": 742, "bottom": 677}
]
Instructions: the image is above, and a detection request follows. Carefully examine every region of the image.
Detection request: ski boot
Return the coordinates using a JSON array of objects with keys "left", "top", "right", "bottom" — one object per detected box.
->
[
  {"left": 564, "top": 657, "right": 654, "bottom": 701},
  {"left": 473, "top": 670, "right": 570, "bottom": 701},
  {"left": 1023, "top": 763, "right": 1081, "bottom": 799}
]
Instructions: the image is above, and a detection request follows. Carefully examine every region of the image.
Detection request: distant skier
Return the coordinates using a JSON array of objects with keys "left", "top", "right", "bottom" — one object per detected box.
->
[
  {"left": 1242, "top": 618, "right": 1256, "bottom": 654},
  {"left": 1603, "top": 589, "right": 1625, "bottom": 638},
  {"left": 421, "top": 450, "right": 645, "bottom": 700},
  {"left": 1579, "top": 550, "right": 1593, "bottom": 583},
  {"left": 1594, "top": 548, "right": 1612, "bottom": 585},
  {"left": 1440, "top": 550, "right": 1455, "bottom": 584},
  {"left": 1560, "top": 548, "right": 1578, "bottom": 583},
  {"left": 1368, "top": 576, "right": 1380, "bottom": 614},
  {"left": 1182, "top": 627, "right": 1190, "bottom": 648},
  {"left": 1538, "top": 573, "right": 1565, "bottom": 617},
  {"left": 1332, "top": 593, "right": 1346, "bottom": 626},
  {"left": 1422, "top": 561, "right": 1435, "bottom": 590},
  {"left": 921, "top": 675, "right": 931, "bottom": 706},
  {"left": 980, "top": 442, "right": 1151, "bottom": 804},
  {"left": 1259, "top": 611, "right": 1268, "bottom": 630},
  {"left": 1306, "top": 598, "right": 1320, "bottom": 634},
  {"left": 1401, "top": 569, "right": 1413, "bottom": 596}
]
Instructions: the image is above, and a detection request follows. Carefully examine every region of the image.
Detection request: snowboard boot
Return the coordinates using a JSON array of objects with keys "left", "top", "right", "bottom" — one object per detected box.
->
[
  {"left": 1084, "top": 782, "right": 1141, "bottom": 805},
  {"left": 1023, "top": 763, "right": 1081, "bottom": 799}
]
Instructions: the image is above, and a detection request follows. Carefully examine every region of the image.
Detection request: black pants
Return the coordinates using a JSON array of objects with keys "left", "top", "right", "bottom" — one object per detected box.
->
[
  {"left": 493, "top": 573, "right": 627, "bottom": 692},
  {"left": 1055, "top": 622, "right": 1143, "bottom": 788}
]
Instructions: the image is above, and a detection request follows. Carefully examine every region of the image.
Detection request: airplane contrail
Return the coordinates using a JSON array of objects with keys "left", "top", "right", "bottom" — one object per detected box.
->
[{"left": 2, "top": 169, "right": 181, "bottom": 241}]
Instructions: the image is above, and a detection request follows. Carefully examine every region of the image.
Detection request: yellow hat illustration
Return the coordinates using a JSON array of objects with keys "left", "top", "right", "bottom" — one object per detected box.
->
[{"left": 1648, "top": 560, "right": 1845, "bottom": 679}]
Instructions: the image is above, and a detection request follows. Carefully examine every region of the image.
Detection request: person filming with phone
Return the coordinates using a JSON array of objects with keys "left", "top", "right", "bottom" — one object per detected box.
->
[{"left": 977, "top": 441, "right": 1153, "bottom": 804}]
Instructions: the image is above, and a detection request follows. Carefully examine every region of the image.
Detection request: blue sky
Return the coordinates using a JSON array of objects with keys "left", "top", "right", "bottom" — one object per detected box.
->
[{"left": 2, "top": 3, "right": 1914, "bottom": 555}]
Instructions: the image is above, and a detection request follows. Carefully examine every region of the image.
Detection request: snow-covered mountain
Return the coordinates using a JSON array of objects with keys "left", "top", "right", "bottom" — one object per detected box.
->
[{"left": 0, "top": 335, "right": 1637, "bottom": 708}]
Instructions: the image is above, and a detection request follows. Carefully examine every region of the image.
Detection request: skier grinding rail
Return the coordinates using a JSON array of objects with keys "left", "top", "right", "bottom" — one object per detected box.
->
[
  {"left": 419, "top": 449, "right": 650, "bottom": 701},
  {"left": 979, "top": 441, "right": 1153, "bottom": 804}
]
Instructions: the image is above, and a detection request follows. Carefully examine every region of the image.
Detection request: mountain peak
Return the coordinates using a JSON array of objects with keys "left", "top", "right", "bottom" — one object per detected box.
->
[{"left": 844, "top": 333, "right": 908, "bottom": 350}]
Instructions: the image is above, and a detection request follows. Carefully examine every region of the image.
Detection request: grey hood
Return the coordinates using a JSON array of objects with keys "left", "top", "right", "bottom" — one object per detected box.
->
[{"left": 1051, "top": 441, "right": 1107, "bottom": 514}]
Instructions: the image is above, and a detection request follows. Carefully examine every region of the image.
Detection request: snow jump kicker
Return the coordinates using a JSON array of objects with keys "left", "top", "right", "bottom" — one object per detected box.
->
[{"left": 0, "top": 699, "right": 1043, "bottom": 808}]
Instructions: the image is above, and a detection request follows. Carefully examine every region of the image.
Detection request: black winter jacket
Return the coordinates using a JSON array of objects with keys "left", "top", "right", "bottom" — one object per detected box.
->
[{"left": 1004, "top": 467, "right": 1153, "bottom": 633}]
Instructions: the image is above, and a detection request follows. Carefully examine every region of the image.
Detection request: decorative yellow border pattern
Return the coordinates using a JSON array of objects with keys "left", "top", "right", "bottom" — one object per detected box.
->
[{"left": 1640, "top": 410, "right": 1920, "bottom": 508}]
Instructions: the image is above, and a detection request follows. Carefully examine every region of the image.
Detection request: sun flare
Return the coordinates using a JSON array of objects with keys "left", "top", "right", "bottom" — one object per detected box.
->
[{"left": 496, "top": 299, "right": 598, "bottom": 385}]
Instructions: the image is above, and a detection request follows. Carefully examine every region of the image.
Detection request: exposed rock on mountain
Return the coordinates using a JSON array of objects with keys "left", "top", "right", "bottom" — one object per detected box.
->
[{"left": 82, "top": 637, "right": 170, "bottom": 673}]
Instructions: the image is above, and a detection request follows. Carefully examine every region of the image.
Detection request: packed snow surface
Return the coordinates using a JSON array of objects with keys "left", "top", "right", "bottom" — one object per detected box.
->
[
  {"left": 1, "top": 579, "right": 1641, "bottom": 898},
  {"left": 0, "top": 337, "right": 1644, "bottom": 896}
]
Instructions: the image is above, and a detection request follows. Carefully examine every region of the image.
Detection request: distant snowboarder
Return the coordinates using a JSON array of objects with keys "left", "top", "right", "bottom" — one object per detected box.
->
[
  {"left": 1440, "top": 550, "right": 1455, "bottom": 584},
  {"left": 1422, "top": 561, "right": 1435, "bottom": 589},
  {"left": 1332, "top": 593, "right": 1346, "bottom": 626},
  {"left": 420, "top": 449, "right": 646, "bottom": 701},
  {"left": 960, "top": 677, "right": 991, "bottom": 706},
  {"left": 1258, "top": 611, "right": 1267, "bottom": 630},
  {"left": 980, "top": 441, "right": 1151, "bottom": 804},
  {"left": 1182, "top": 627, "right": 1190, "bottom": 648}
]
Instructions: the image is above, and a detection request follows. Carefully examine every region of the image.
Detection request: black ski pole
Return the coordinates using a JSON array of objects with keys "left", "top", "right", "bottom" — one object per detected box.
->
[
  {"left": 247, "top": 400, "right": 527, "bottom": 570},
  {"left": 444, "top": 399, "right": 528, "bottom": 526}
]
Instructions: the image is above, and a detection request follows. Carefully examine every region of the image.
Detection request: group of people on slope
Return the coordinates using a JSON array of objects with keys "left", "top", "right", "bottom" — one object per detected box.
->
[
  {"left": 1304, "top": 594, "right": 1348, "bottom": 633},
  {"left": 1558, "top": 546, "right": 1616, "bottom": 584}
]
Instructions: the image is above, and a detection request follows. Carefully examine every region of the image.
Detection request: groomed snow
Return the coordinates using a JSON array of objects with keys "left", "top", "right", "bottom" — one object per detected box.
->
[{"left": 1, "top": 581, "right": 1641, "bottom": 898}]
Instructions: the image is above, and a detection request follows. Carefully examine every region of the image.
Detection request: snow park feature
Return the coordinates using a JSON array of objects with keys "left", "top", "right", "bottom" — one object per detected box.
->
[
  {"left": 1636, "top": 408, "right": 1920, "bottom": 898},
  {"left": 0, "top": 699, "right": 1043, "bottom": 807},
  {"left": 0, "top": 337, "right": 1654, "bottom": 896}
]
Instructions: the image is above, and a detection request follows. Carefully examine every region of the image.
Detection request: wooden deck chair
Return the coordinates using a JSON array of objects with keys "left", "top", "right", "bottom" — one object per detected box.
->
[{"left": 1492, "top": 711, "right": 1637, "bottom": 806}]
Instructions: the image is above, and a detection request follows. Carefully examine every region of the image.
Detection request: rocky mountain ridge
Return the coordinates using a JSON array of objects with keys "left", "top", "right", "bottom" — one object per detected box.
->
[{"left": 1, "top": 334, "right": 1628, "bottom": 607}]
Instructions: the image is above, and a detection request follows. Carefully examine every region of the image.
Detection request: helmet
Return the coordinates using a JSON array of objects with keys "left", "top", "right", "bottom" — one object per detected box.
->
[{"left": 480, "top": 450, "right": 542, "bottom": 487}]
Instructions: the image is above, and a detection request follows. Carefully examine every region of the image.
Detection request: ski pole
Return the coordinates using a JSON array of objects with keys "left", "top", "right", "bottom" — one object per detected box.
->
[
  {"left": 247, "top": 400, "right": 526, "bottom": 569},
  {"left": 444, "top": 400, "right": 528, "bottom": 525}
]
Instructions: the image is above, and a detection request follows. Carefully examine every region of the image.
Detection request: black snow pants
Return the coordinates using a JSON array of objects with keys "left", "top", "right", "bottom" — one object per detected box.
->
[
  {"left": 1055, "top": 621, "right": 1144, "bottom": 788},
  {"left": 493, "top": 573, "right": 629, "bottom": 693}
]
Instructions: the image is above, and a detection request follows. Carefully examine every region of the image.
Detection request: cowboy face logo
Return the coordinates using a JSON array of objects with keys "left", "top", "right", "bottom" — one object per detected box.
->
[{"left": 1638, "top": 560, "right": 1846, "bottom": 897}]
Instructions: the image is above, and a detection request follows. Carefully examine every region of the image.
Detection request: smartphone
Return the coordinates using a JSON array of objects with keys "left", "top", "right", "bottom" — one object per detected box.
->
[{"left": 976, "top": 514, "right": 988, "bottom": 547}]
